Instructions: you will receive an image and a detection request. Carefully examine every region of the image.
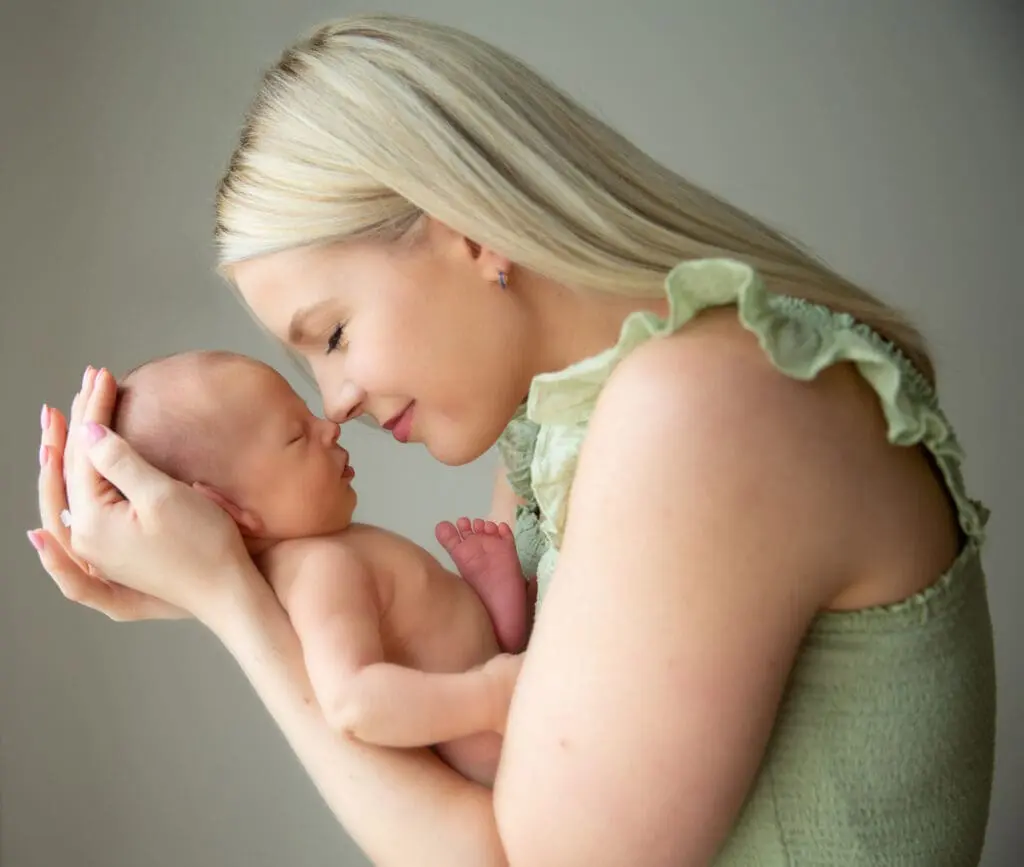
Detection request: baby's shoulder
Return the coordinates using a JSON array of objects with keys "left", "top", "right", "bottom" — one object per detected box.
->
[{"left": 259, "top": 531, "right": 373, "bottom": 594}]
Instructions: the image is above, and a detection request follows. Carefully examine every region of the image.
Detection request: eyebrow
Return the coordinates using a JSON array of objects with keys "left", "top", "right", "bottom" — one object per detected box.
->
[{"left": 287, "top": 300, "right": 334, "bottom": 344}]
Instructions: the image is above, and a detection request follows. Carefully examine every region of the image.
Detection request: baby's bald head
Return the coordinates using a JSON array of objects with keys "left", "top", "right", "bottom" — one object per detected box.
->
[
  {"left": 111, "top": 350, "right": 260, "bottom": 487},
  {"left": 110, "top": 349, "right": 357, "bottom": 543}
]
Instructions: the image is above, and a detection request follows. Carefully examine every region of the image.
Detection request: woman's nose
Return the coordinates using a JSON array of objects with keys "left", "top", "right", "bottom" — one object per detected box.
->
[{"left": 322, "top": 381, "right": 365, "bottom": 425}]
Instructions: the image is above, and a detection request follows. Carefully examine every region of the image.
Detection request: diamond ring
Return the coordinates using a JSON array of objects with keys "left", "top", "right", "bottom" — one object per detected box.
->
[{"left": 59, "top": 509, "right": 72, "bottom": 528}]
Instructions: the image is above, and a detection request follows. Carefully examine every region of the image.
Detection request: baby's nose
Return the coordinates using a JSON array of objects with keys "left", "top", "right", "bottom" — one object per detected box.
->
[{"left": 319, "top": 418, "right": 342, "bottom": 442}]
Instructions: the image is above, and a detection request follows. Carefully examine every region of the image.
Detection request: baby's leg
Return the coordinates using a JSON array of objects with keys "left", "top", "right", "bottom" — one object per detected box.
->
[{"left": 435, "top": 518, "right": 535, "bottom": 653}]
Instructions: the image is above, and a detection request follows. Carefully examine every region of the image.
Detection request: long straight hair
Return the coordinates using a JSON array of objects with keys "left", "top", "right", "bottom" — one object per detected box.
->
[{"left": 215, "top": 13, "right": 933, "bottom": 382}]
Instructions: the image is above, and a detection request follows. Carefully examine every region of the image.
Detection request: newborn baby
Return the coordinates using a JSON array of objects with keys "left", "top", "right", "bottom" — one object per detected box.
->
[{"left": 111, "top": 350, "right": 531, "bottom": 786}]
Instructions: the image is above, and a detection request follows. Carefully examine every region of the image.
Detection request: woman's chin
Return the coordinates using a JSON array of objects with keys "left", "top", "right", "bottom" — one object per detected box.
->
[{"left": 424, "top": 434, "right": 491, "bottom": 468}]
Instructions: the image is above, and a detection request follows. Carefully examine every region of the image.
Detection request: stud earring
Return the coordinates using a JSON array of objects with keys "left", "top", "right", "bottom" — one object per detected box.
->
[{"left": 498, "top": 270, "right": 508, "bottom": 289}]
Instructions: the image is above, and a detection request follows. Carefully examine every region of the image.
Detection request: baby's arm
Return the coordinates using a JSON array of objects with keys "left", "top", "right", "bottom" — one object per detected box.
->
[
  {"left": 337, "top": 651, "right": 522, "bottom": 747},
  {"left": 269, "top": 543, "right": 385, "bottom": 729},
  {"left": 273, "top": 543, "right": 521, "bottom": 746}
]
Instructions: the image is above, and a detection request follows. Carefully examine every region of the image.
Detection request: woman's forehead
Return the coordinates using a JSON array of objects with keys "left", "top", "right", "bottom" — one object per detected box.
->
[{"left": 230, "top": 249, "right": 338, "bottom": 336}]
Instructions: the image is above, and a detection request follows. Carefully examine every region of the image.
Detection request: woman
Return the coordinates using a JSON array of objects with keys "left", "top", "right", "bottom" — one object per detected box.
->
[{"left": 31, "top": 14, "right": 995, "bottom": 866}]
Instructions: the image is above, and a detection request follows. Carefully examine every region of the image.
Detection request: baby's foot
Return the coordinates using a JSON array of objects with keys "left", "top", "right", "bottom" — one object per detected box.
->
[{"left": 436, "top": 517, "right": 532, "bottom": 653}]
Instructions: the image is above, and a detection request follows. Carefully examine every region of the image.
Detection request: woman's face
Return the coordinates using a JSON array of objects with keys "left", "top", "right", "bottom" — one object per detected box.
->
[{"left": 230, "top": 220, "right": 533, "bottom": 466}]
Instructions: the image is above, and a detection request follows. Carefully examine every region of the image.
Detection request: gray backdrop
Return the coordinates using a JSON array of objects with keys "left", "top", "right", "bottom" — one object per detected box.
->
[{"left": 2, "top": 1, "right": 1020, "bottom": 865}]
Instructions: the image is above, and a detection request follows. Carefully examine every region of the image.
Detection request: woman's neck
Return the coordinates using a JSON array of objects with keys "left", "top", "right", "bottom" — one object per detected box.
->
[{"left": 520, "top": 271, "right": 670, "bottom": 380}]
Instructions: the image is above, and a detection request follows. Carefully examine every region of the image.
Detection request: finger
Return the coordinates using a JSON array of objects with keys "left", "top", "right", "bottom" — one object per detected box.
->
[
  {"left": 38, "top": 442, "right": 71, "bottom": 546},
  {"left": 85, "top": 368, "right": 118, "bottom": 427},
  {"left": 69, "top": 374, "right": 89, "bottom": 433},
  {"left": 65, "top": 367, "right": 96, "bottom": 479},
  {"left": 29, "top": 528, "right": 178, "bottom": 622},
  {"left": 39, "top": 407, "right": 69, "bottom": 538},
  {"left": 68, "top": 370, "right": 122, "bottom": 514},
  {"left": 38, "top": 408, "right": 99, "bottom": 575},
  {"left": 29, "top": 528, "right": 120, "bottom": 615},
  {"left": 82, "top": 423, "right": 170, "bottom": 507}
]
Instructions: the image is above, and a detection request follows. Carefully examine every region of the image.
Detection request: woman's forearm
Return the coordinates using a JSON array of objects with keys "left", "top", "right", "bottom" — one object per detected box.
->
[{"left": 209, "top": 571, "right": 509, "bottom": 867}]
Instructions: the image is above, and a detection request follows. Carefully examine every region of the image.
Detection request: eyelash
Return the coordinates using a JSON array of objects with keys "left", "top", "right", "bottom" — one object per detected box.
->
[{"left": 326, "top": 323, "right": 346, "bottom": 355}]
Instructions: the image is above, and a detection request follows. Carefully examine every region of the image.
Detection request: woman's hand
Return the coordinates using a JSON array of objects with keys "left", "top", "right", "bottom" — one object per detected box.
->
[{"left": 32, "top": 367, "right": 256, "bottom": 627}]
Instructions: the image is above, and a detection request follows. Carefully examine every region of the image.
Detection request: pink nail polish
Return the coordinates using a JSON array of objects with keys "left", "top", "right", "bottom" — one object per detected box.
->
[
  {"left": 39, "top": 445, "right": 48, "bottom": 467},
  {"left": 41, "top": 404, "right": 50, "bottom": 431},
  {"left": 27, "top": 531, "right": 44, "bottom": 552},
  {"left": 83, "top": 422, "right": 107, "bottom": 444}
]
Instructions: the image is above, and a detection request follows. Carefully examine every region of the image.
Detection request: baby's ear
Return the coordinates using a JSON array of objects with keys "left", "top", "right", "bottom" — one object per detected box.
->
[{"left": 192, "top": 482, "right": 264, "bottom": 536}]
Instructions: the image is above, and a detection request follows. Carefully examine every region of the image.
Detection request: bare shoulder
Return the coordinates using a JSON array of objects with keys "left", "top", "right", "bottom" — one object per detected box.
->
[
  {"left": 490, "top": 308, "right": 955, "bottom": 864},
  {"left": 260, "top": 533, "right": 375, "bottom": 606},
  {"left": 606, "top": 306, "right": 889, "bottom": 466},
  {"left": 596, "top": 307, "right": 959, "bottom": 604},
  {"left": 587, "top": 307, "right": 892, "bottom": 600}
]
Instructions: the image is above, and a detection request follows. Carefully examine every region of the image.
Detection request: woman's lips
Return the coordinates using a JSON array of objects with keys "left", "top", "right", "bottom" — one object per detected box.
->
[{"left": 382, "top": 402, "right": 414, "bottom": 443}]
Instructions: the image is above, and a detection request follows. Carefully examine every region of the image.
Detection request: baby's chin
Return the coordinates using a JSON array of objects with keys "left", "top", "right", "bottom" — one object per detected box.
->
[{"left": 322, "top": 493, "right": 358, "bottom": 534}]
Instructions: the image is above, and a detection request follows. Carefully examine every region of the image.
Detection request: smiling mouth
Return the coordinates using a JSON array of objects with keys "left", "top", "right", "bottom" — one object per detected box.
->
[
  {"left": 380, "top": 403, "right": 415, "bottom": 444},
  {"left": 381, "top": 404, "right": 411, "bottom": 432}
]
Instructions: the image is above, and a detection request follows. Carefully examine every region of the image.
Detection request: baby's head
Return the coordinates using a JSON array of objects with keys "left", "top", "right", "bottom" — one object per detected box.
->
[{"left": 112, "top": 351, "right": 357, "bottom": 545}]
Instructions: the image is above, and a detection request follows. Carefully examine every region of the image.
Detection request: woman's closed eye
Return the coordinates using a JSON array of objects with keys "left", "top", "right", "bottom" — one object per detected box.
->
[{"left": 325, "top": 323, "right": 346, "bottom": 354}]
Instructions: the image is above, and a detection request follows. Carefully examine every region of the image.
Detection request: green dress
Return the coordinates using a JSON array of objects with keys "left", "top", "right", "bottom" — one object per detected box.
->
[{"left": 497, "top": 258, "right": 996, "bottom": 865}]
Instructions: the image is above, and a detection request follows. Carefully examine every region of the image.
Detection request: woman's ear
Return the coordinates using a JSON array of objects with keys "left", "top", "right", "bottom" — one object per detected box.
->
[
  {"left": 463, "top": 237, "right": 511, "bottom": 283},
  {"left": 192, "top": 482, "right": 264, "bottom": 536},
  {"left": 425, "top": 217, "right": 512, "bottom": 287}
]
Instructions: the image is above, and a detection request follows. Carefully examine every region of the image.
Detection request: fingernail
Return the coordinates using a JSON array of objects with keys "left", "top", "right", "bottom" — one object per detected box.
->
[
  {"left": 82, "top": 367, "right": 93, "bottom": 389},
  {"left": 83, "top": 422, "right": 107, "bottom": 444},
  {"left": 39, "top": 445, "right": 48, "bottom": 467},
  {"left": 27, "top": 530, "right": 44, "bottom": 552},
  {"left": 41, "top": 404, "right": 50, "bottom": 431}
]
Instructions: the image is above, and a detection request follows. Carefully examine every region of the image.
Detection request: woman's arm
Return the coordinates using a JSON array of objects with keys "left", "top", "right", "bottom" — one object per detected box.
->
[{"left": 214, "top": 577, "right": 511, "bottom": 866}]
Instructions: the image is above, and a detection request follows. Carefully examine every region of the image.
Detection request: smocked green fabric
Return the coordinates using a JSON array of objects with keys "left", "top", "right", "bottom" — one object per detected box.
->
[{"left": 497, "top": 258, "right": 996, "bottom": 865}]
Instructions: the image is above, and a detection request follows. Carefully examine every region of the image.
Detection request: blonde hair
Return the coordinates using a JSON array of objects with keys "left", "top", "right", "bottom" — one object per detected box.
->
[{"left": 215, "top": 13, "right": 934, "bottom": 382}]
